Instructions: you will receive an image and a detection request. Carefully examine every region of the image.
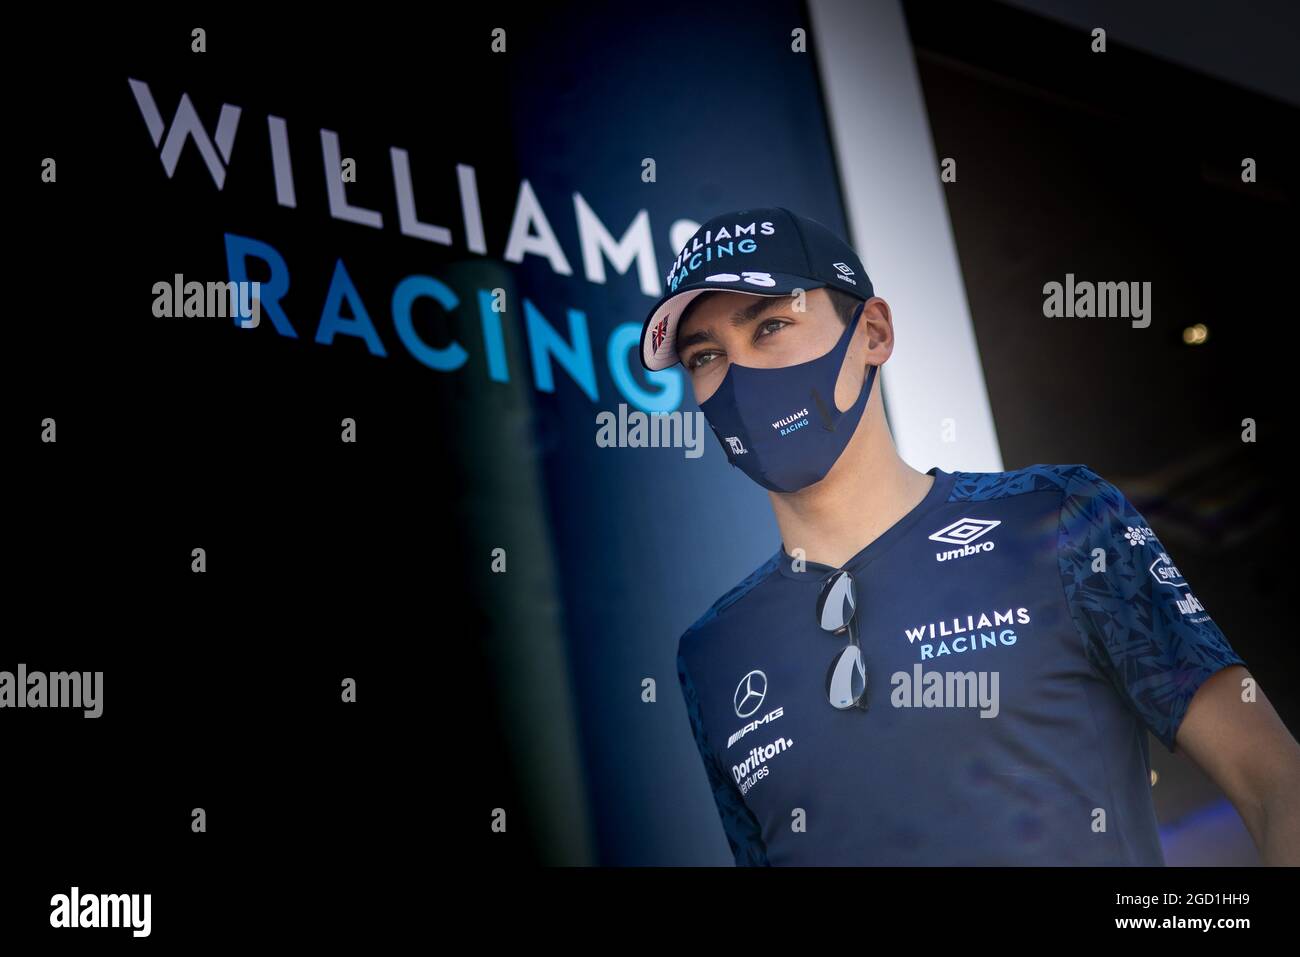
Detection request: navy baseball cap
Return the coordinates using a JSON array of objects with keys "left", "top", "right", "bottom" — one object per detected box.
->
[{"left": 639, "top": 206, "right": 873, "bottom": 371}]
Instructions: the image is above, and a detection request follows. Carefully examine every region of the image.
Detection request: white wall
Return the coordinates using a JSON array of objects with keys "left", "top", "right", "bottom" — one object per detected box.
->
[{"left": 809, "top": 0, "right": 1003, "bottom": 474}]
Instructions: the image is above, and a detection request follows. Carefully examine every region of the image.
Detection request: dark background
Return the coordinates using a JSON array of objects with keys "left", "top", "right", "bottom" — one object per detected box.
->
[
  {"left": 10, "top": 9, "right": 540, "bottom": 944},
  {"left": 904, "top": 0, "right": 1296, "bottom": 856},
  {"left": 4, "top": 0, "right": 1296, "bottom": 941}
]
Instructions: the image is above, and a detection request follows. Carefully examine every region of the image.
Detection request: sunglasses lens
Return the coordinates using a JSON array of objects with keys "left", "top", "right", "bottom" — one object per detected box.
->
[
  {"left": 826, "top": 644, "right": 867, "bottom": 709},
  {"left": 816, "top": 570, "right": 855, "bottom": 632}
]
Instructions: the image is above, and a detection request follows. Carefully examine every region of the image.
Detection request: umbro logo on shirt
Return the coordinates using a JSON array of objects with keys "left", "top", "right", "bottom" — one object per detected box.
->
[{"left": 929, "top": 517, "right": 1000, "bottom": 561}]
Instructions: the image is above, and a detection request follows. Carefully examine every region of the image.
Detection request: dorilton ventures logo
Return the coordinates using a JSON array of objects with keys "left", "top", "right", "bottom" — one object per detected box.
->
[{"left": 732, "top": 736, "right": 795, "bottom": 796}]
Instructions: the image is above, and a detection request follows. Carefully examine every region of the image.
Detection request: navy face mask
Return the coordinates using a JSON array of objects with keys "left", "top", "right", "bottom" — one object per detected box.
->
[{"left": 700, "top": 300, "right": 876, "bottom": 493}]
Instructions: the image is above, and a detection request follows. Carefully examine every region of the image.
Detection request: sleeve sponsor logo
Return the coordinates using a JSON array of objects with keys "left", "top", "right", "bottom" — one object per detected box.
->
[{"left": 1148, "top": 552, "right": 1187, "bottom": 589}]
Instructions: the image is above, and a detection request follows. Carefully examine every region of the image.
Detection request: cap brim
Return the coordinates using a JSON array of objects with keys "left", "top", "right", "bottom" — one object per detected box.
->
[{"left": 639, "top": 274, "right": 828, "bottom": 371}]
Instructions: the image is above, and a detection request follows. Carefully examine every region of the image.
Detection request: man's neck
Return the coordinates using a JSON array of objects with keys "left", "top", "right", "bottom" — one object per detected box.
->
[{"left": 770, "top": 428, "right": 933, "bottom": 570}]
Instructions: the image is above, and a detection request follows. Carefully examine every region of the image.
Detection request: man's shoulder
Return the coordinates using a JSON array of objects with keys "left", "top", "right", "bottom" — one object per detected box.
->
[
  {"left": 677, "top": 550, "right": 782, "bottom": 657},
  {"left": 948, "top": 462, "right": 1102, "bottom": 503},
  {"left": 947, "top": 463, "right": 1132, "bottom": 554}
]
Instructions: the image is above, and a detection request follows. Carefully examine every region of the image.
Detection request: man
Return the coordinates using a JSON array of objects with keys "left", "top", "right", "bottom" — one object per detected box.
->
[{"left": 640, "top": 206, "right": 1300, "bottom": 865}]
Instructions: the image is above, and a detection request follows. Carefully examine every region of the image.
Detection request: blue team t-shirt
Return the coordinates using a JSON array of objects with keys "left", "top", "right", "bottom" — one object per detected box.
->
[{"left": 675, "top": 464, "right": 1246, "bottom": 865}]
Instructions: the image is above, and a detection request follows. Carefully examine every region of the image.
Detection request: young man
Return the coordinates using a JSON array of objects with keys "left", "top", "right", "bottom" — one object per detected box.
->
[{"left": 640, "top": 206, "right": 1300, "bottom": 865}]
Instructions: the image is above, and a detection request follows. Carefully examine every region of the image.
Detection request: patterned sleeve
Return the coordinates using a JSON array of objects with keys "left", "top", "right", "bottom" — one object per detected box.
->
[
  {"left": 677, "top": 649, "right": 769, "bottom": 865},
  {"left": 1057, "top": 465, "right": 1246, "bottom": 753}
]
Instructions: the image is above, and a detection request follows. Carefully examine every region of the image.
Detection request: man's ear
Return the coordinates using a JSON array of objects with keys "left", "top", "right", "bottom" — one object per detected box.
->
[{"left": 860, "top": 297, "right": 894, "bottom": 352}]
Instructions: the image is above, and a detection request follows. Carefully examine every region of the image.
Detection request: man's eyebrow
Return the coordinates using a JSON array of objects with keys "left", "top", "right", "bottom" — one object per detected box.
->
[
  {"left": 729, "top": 296, "right": 789, "bottom": 327},
  {"left": 676, "top": 296, "right": 793, "bottom": 358}
]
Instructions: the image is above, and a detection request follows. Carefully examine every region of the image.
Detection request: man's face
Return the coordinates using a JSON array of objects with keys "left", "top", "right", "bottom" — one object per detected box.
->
[{"left": 674, "top": 288, "right": 859, "bottom": 405}]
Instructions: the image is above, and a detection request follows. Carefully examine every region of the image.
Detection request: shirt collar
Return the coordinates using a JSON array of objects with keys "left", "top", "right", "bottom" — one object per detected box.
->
[{"left": 775, "top": 467, "right": 957, "bottom": 581}]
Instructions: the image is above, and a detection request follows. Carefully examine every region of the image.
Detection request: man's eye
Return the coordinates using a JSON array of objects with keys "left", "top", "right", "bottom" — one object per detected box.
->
[
  {"left": 688, "top": 351, "right": 720, "bottom": 371},
  {"left": 756, "top": 318, "right": 789, "bottom": 339}
]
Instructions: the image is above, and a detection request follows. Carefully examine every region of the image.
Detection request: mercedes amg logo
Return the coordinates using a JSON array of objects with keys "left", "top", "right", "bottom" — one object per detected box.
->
[{"left": 734, "top": 670, "right": 768, "bottom": 718}]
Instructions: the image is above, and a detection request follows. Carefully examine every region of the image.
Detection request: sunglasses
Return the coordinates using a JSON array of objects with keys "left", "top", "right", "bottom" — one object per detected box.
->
[{"left": 815, "top": 568, "right": 868, "bottom": 710}]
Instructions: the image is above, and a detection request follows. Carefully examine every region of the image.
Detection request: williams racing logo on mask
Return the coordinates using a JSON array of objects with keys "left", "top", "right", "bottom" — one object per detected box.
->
[{"left": 772, "top": 407, "right": 810, "bottom": 437}]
